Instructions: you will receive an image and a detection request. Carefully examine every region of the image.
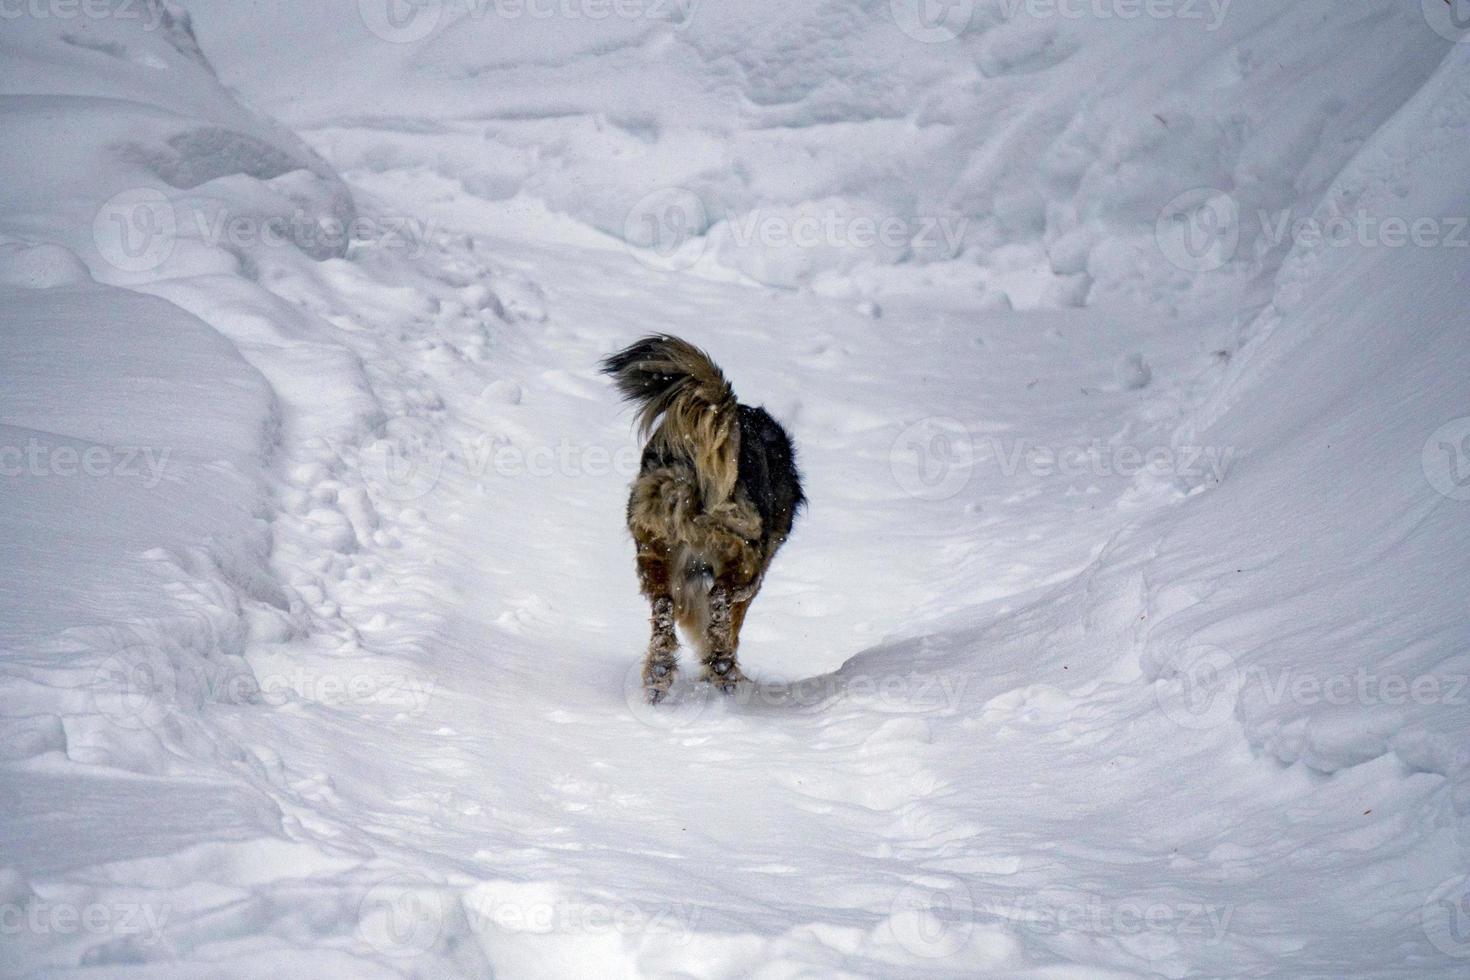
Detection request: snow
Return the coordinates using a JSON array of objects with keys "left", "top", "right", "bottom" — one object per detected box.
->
[{"left": 2, "top": 0, "right": 1468, "bottom": 976}]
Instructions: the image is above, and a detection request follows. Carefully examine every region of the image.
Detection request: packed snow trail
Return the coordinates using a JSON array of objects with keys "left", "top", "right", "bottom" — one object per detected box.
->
[
  {"left": 3, "top": 2, "right": 1469, "bottom": 977},
  {"left": 5, "top": 175, "right": 1458, "bottom": 977}
]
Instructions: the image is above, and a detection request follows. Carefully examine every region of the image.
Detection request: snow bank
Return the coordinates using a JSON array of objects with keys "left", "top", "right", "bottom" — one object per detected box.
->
[
  {"left": 0, "top": 272, "right": 278, "bottom": 773},
  {"left": 0, "top": 0, "right": 356, "bottom": 282},
  {"left": 186, "top": 1, "right": 1450, "bottom": 299},
  {"left": 1141, "top": 43, "right": 1470, "bottom": 789},
  {"left": 0, "top": 4, "right": 277, "bottom": 780},
  {"left": 4, "top": 0, "right": 1468, "bottom": 976}
]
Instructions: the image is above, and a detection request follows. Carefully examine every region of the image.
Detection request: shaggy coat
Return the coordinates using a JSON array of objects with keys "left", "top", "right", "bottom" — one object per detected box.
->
[{"left": 601, "top": 335, "right": 804, "bottom": 702}]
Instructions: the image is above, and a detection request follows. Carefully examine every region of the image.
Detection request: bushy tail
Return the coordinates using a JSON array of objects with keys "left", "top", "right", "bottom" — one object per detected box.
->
[{"left": 601, "top": 335, "right": 739, "bottom": 505}]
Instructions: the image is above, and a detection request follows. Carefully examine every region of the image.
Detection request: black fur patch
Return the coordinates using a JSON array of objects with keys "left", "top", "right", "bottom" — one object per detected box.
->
[{"left": 736, "top": 404, "right": 805, "bottom": 549}]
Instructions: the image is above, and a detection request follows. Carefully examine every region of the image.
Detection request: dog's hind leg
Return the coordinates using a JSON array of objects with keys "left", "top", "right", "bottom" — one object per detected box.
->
[
  {"left": 730, "top": 595, "right": 753, "bottom": 650},
  {"left": 700, "top": 583, "right": 750, "bottom": 694},
  {"left": 636, "top": 547, "right": 679, "bottom": 704}
]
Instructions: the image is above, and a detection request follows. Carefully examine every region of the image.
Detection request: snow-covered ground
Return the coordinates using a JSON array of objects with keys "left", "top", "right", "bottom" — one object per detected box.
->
[{"left": 2, "top": 1, "right": 1468, "bottom": 976}]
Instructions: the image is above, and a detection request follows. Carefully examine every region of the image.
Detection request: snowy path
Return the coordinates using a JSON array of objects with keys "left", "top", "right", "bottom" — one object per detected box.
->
[
  {"left": 52, "top": 144, "right": 1420, "bottom": 976},
  {"left": 4, "top": 3, "right": 1468, "bottom": 977}
]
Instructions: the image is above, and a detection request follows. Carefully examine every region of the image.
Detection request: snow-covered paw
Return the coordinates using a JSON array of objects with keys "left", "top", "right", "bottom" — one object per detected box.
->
[
  {"left": 642, "top": 657, "right": 677, "bottom": 705},
  {"left": 702, "top": 657, "right": 747, "bottom": 695}
]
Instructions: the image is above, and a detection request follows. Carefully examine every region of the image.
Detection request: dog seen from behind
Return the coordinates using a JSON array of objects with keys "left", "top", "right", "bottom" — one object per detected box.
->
[{"left": 601, "top": 335, "right": 804, "bottom": 703}]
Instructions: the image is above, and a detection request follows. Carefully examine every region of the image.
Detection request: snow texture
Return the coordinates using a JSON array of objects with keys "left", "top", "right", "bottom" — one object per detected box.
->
[{"left": 1, "top": 1, "right": 1468, "bottom": 976}]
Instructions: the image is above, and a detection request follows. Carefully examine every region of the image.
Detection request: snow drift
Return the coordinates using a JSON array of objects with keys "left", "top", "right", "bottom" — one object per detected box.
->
[{"left": 2, "top": 1, "right": 1468, "bottom": 976}]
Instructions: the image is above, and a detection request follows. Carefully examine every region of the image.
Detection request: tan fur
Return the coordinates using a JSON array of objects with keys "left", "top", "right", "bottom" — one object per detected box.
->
[
  {"left": 627, "top": 463, "right": 764, "bottom": 587},
  {"left": 624, "top": 338, "right": 741, "bottom": 508}
]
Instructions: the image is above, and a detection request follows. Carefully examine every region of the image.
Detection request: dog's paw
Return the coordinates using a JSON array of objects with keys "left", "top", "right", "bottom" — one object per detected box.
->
[
  {"left": 702, "top": 657, "right": 747, "bottom": 695},
  {"left": 643, "top": 657, "right": 677, "bottom": 705}
]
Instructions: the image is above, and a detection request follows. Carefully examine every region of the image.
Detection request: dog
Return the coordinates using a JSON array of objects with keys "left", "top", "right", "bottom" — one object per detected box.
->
[{"left": 601, "top": 335, "right": 804, "bottom": 703}]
